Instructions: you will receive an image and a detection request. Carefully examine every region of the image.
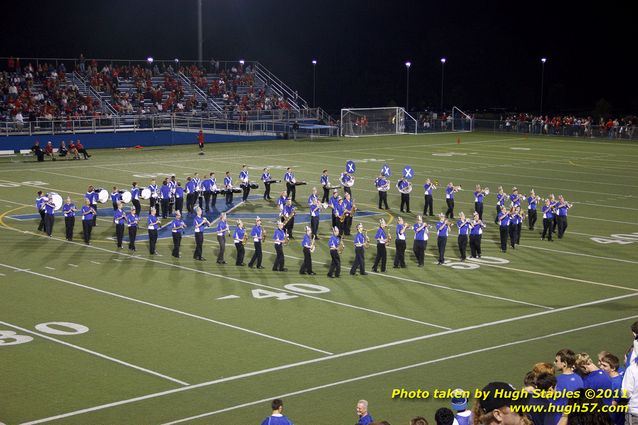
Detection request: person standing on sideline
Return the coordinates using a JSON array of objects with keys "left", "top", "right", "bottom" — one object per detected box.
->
[{"left": 259, "top": 399, "right": 294, "bottom": 425}]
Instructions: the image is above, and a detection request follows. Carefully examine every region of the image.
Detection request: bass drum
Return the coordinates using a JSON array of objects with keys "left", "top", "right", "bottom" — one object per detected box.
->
[
  {"left": 141, "top": 188, "right": 152, "bottom": 200},
  {"left": 50, "top": 192, "right": 63, "bottom": 211},
  {"left": 121, "top": 190, "right": 132, "bottom": 204},
  {"left": 98, "top": 189, "right": 109, "bottom": 204}
]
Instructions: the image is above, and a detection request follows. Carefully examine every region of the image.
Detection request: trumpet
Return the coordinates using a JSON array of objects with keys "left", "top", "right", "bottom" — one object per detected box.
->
[
  {"left": 433, "top": 179, "right": 439, "bottom": 188},
  {"left": 483, "top": 187, "right": 490, "bottom": 195},
  {"left": 454, "top": 185, "right": 463, "bottom": 191}
]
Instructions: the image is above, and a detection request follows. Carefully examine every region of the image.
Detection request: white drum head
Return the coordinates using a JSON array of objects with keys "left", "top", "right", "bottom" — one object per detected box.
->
[
  {"left": 141, "top": 188, "right": 151, "bottom": 200},
  {"left": 51, "top": 193, "right": 63, "bottom": 211},
  {"left": 121, "top": 190, "right": 132, "bottom": 203},
  {"left": 98, "top": 189, "right": 109, "bottom": 203}
]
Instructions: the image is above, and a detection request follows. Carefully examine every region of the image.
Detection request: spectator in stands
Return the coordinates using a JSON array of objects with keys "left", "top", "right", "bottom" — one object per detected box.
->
[
  {"left": 68, "top": 140, "right": 80, "bottom": 160},
  {"left": 411, "top": 418, "right": 429, "bottom": 425},
  {"left": 75, "top": 139, "right": 91, "bottom": 159},
  {"left": 15, "top": 111, "right": 24, "bottom": 129},
  {"left": 471, "top": 382, "right": 529, "bottom": 425},
  {"left": 58, "top": 141, "right": 68, "bottom": 158},
  {"left": 526, "top": 372, "right": 556, "bottom": 425},
  {"left": 598, "top": 353, "right": 625, "bottom": 425},
  {"left": 436, "top": 407, "right": 459, "bottom": 425},
  {"left": 554, "top": 349, "right": 585, "bottom": 425},
  {"left": 43, "top": 141, "right": 55, "bottom": 160},
  {"left": 575, "top": 353, "right": 613, "bottom": 405},
  {"left": 356, "top": 399, "right": 374, "bottom": 424},
  {"left": 31, "top": 140, "right": 45, "bottom": 162},
  {"left": 451, "top": 389, "right": 472, "bottom": 425},
  {"left": 259, "top": 399, "right": 293, "bottom": 425}
]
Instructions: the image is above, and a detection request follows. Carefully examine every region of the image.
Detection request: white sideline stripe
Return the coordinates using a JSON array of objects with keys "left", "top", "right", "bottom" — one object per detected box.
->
[
  {"left": 0, "top": 320, "right": 189, "bottom": 387},
  {"left": 0, "top": 226, "right": 450, "bottom": 331},
  {"left": 67, "top": 263, "right": 78, "bottom": 268},
  {"left": 21, "top": 298, "right": 638, "bottom": 425},
  {"left": 44, "top": 266, "right": 55, "bottom": 270},
  {"left": 518, "top": 244, "right": 638, "bottom": 266},
  {"left": 0, "top": 263, "right": 333, "bottom": 356},
  {"left": 161, "top": 314, "right": 638, "bottom": 425}
]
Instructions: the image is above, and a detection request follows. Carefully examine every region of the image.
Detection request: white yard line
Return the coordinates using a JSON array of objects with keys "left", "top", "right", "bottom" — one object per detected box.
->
[
  {"left": 517, "top": 245, "right": 638, "bottom": 266},
  {"left": 0, "top": 320, "right": 189, "bottom": 387},
  {"left": 0, "top": 263, "right": 333, "bottom": 356},
  {"left": 20, "top": 299, "right": 638, "bottom": 425}
]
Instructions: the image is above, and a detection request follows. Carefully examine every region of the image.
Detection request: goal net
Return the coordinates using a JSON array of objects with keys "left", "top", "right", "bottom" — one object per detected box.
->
[{"left": 340, "top": 107, "right": 417, "bottom": 137}]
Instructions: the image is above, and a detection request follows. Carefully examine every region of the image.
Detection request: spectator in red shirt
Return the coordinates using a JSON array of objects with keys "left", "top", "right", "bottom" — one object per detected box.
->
[{"left": 75, "top": 140, "right": 91, "bottom": 159}]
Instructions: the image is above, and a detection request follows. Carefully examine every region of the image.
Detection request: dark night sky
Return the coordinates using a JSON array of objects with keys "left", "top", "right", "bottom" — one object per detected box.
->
[{"left": 3, "top": 0, "right": 636, "bottom": 115}]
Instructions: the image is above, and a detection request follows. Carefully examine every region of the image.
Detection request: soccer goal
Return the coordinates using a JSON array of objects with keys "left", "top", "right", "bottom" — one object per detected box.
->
[{"left": 340, "top": 107, "right": 417, "bottom": 137}]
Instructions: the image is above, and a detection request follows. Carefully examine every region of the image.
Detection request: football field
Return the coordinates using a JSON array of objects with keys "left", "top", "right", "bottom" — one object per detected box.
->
[{"left": 1, "top": 132, "right": 637, "bottom": 424}]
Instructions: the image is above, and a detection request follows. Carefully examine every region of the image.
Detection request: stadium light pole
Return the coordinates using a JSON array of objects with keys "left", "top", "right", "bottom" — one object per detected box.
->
[
  {"left": 312, "top": 59, "right": 317, "bottom": 108},
  {"left": 440, "top": 58, "right": 446, "bottom": 113},
  {"left": 540, "top": 57, "right": 547, "bottom": 116},
  {"left": 405, "top": 61, "right": 411, "bottom": 111}
]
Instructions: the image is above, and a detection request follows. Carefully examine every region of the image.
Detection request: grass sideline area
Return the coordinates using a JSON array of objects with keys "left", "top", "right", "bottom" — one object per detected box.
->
[{"left": 0, "top": 132, "right": 637, "bottom": 424}]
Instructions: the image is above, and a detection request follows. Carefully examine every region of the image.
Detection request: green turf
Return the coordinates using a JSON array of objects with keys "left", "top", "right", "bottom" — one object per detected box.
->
[{"left": 0, "top": 132, "right": 637, "bottom": 424}]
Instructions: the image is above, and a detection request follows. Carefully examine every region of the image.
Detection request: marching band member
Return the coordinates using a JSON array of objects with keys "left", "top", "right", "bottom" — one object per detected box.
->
[
  {"left": 541, "top": 199, "right": 554, "bottom": 242},
  {"left": 340, "top": 171, "right": 354, "bottom": 197},
  {"left": 412, "top": 215, "right": 428, "bottom": 267},
  {"left": 216, "top": 212, "right": 230, "bottom": 264},
  {"left": 456, "top": 212, "right": 471, "bottom": 261},
  {"left": 148, "top": 179, "right": 159, "bottom": 214},
  {"left": 372, "top": 218, "right": 389, "bottom": 273},
  {"left": 329, "top": 189, "right": 340, "bottom": 230},
  {"left": 350, "top": 223, "right": 368, "bottom": 276},
  {"left": 193, "top": 207, "right": 210, "bottom": 261},
  {"left": 495, "top": 186, "right": 507, "bottom": 224},
  {"left": 276, "top": 191, "right": 287, "bottom": 216},
  {"left": 239, "top": 164, "right": 250, "bottom": 202},
  {"left": 474, "top": 184, "right": 485, "bottom": 220},
  {"left": 192, "top": 172, "right": 203, "bottom": 210},
  {"left": 261, "top": 168, "right": 273, "bottom": 200},
  {"left": 423, "top": 178, "right": 436, "bottom": 216},
  {"left": 397, "top": 177, "right": 411, "bottom": 213},
  {"left": 62, "top": 196, "right": 77, "bottom": 241},
  {"left": 308, "top": 187, "right": 319, "bottom": 207},
  {"left": 202, "top": 172, "right": 214, "bottom": 212},
  {"left": 43, "top": 193, "right": 56, "bottom": 237},
  {"left": 233, "top": 219, "right": 247, "bottom": 266},
  {"left": 147, "top": 207, "right": 160, "bottom": 255},
  {"left": 320, "top": 169, "right": 330, "bottom": 203},
  {"left": 327, "top": 226, "right": 342, "bottom": 278},
  {"left": 527, "top": 190, "right": 539, "bottom": 230},
  {"left": 282, "top": 198, "right": 296, "bottom": 239},
  {"left": 284, "top": 167, "right": 296, "bottom": 202},
  {"left": 375, "top": 173, "right": 390, "bottom": 210},
  {"left": 445, "top": 182, "right": 459, "bottom": 219},
  {"left": 127, "top": 206, "right": 139, "bottom": 252},
  {"left": 548, "top": 194, "right": 558, "bottom": 234},
  {"left": 168, "top": 175, "right": 177, "bottom": 216},
  {"left": 342, "top": 192, "right": 354, "bottom": 236},
  {"left": 394, "top": 216, "right": 408, "bottom": 268},
  {"left": 509, "top": 187, "right": 523, "bottom": 209},
  {"left": 497, "top": 206, "right": 510, "bottom": 252},
  {"left": 469, "top": 212, "right": 486, "bottom": 259},
  {"left": 209, "top": 172, "right": 219, "bottom": 209},
  {"left": 174, "top": 182, "right": 184, "bottom": 214},
  {"left": 114, "top": 201, "right": 126, "bottom": 248},
  {"left": 300, "top": 226, "right": 316, "bottom": 275},
  {"left": 333, "top": 196, "right": 345, "bottom": 236},
  {"left": 224, "top": 171, "right": 233, "bottom": 205},
  {"left": 556, "top": 195, "right": 572, "bottom": 239},
  {"left": 248, "top": 217, "right": 265, "bottom": 269},
  {"left": 170, "top": 210, "right": 186, "bottom": 258},
  {"left": 435, "top": 214, "right": 450, "bottom": 265},
  {"left": 511, "top": 206, "right": 524, "bottom": 247},
  {"left": 309, "top": 197, "right": 321, "bottom": 240},
  {"left": 185, "top": 176, "right": 196, "bottom": 214},
  {"left": 160, "top": 179, "right": 171, "bottom": 218},
  {"left": 130, "top": 182, "right": 142, "bottom": 218},
  {"left": 81, "top": 198, "right": 96, "bottom": 245},
  {"left": 85, "top": 185, "right": 99, "bottom": 227},
  {"left": 36, "top": 190, "right": 46, "bottom": 232},
  {"left": 272, "top": 221, "right": 287, "bottom": 272},
  {"left": 110, "top": 186, "right": 121, "bottom": 211}
]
